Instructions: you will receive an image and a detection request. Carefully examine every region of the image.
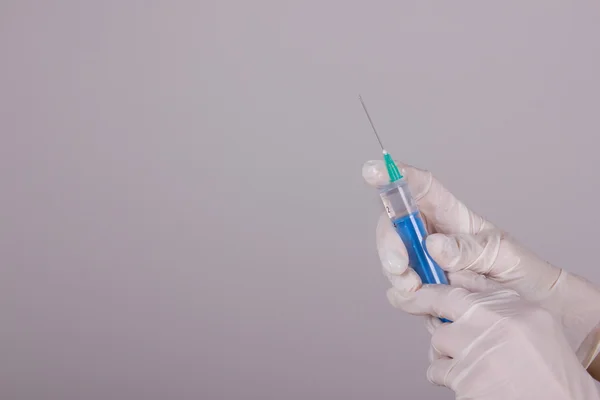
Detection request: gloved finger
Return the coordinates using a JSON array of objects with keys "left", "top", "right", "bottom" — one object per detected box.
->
[
  {"left": 376, "top": 211, "right": 409, "bottom": 276},
  {"left": 362, "top": 160, "right": 489, "bottom": 235},
  {"left": 377, "top": 212, "right": 422, "bottom": 291},
  {"left": 426, "top": 316, "right": 467, "bottom": 359},
  {"left": 428, "top": 343, "right": 443, "bottom": 363},
  {"left": 387, "top": 269, "right": 422, "bottom": 292},
  {"left": 387, "top": 285, "right": 472, "bottom": 321},
  {"left": 362, "top": 160, "right": 392, "bottom": 187},
  {"left": 447, "top": 271, "right": 504, "bottom": 293},
  {"left": 427, "top": 357, "right": 454, "bottom": 387},
  {"left": 425, "top": 317, "right": 444, "bottom": 362},
  {"left": 424, "top": 315, "right": 444, "bottom": 335},
  {"left": 431, "top": 323, "right": 468, "bottom": 359},
  {"left": 425, "top": 231, "right": 520, "bottom": 278}
]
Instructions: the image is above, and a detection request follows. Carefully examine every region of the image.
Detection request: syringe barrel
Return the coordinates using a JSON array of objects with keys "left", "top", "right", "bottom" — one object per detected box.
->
[{"left": 378, "top": 179, "right": 449, "bottom": 286}]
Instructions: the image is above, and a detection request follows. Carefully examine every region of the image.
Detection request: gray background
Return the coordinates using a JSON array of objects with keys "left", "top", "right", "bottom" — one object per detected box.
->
[{"left": 2, "top": 1, "right": 600, "bottom": 399}]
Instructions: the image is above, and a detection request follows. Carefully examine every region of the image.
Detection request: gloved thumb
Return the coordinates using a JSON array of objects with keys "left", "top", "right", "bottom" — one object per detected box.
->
[{"left": 425, "top": 231, "right": 517, "bottom": 278}]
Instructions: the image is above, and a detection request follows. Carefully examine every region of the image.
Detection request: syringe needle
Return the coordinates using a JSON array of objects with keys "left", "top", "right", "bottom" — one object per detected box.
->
[
  {"left": 358, "top": 94, "right": 386, "bottom": 152},
  {"left": 358, "top": 94, "right": 403, "bottom": 182}
]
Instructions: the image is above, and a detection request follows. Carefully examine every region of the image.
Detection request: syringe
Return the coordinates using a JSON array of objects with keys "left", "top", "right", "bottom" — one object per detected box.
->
[{"left": 359, "top": 96, "right": 450, "bottom": 320}]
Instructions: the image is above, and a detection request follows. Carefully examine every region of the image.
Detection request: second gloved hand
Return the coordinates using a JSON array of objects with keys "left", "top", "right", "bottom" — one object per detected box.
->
[
  {"left": 425, "top": 229, "right": 600, "bottom": 368},
  {"left": 387, "top": 283, "right": 600, "bottom": 400}
]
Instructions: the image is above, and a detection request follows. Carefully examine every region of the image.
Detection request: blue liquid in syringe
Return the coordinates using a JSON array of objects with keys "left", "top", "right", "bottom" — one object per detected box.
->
[
  {"left": 392, "top": 211, "right": 448, "bottom": 286},
  {"left": 393, "top": 211, "right": 450, "bottom": 323}
]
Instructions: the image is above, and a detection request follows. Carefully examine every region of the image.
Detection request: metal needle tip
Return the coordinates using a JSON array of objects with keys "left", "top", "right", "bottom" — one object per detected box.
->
[{"left": 358, "top": 94, "right": 385, "bottom": 151}]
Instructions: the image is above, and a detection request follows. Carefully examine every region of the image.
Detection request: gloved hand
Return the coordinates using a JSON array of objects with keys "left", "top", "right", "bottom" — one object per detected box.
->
[
  {"left": 363, "top": 160, "right": 600, "bottom": 367},
  {"left": 387, "top": 281, "right": 600, "bottom": 400}
]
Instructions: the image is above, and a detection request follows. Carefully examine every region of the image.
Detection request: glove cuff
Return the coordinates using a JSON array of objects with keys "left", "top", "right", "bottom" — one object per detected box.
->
[
  {"left": 577, "top": 323, "right": 600, "bottom": 369},
  {"left": 542, "top": 271, "right": 600, "bottom": 366}
]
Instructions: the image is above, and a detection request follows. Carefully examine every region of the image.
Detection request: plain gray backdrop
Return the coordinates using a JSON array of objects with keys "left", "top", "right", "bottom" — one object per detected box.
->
[{"left": 2, "top": 1, "right": 600, "bottom": 399}]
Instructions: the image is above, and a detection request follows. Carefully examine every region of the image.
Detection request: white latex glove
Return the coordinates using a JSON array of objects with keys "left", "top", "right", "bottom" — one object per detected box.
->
[
  {"left": 363, "top": 160, "right": 600, "bottom": 367},
  {"left": 427, "top": 228, "right": 600, "bottom": 368},
  {"left": 387, "top": 280, "right": 600, "bottom": 400}
]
